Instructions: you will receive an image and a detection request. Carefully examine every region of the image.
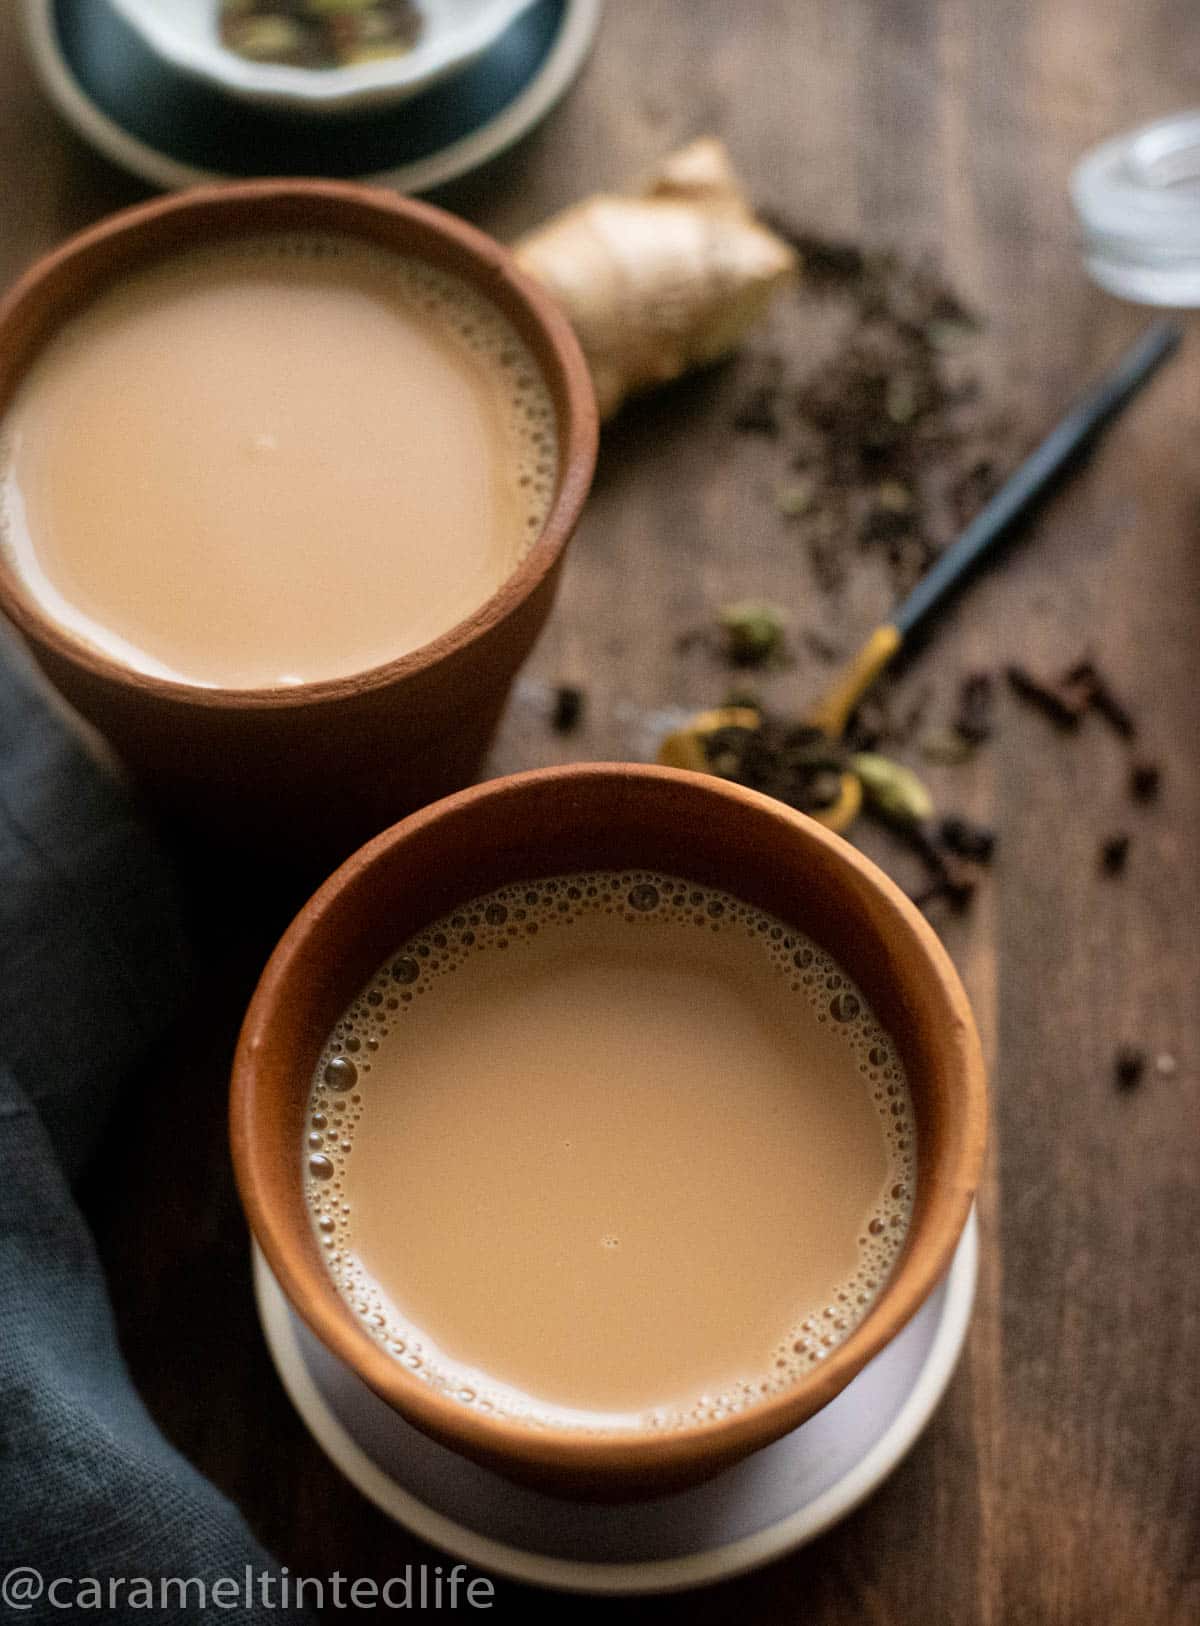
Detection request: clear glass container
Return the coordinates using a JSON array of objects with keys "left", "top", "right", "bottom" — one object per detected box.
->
[{"left": 1073, "top": 111, "right": 1200, "bottom": 307}]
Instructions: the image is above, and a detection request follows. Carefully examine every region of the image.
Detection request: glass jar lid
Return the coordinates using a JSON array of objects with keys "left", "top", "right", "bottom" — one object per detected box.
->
[{"left": 1072, "top": 111, "right": 1200, "bottom": 307}]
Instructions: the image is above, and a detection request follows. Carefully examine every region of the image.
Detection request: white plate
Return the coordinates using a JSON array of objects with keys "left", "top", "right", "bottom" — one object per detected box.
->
[
  {"left": 23, "top": 0, "right": 602, "bottom": 193},
  {"left": 107, "top": 0, "right": 540, "bottom": 116},
  {"left": 253, "top": 1208, "right": 979, "bottom": 1596}
]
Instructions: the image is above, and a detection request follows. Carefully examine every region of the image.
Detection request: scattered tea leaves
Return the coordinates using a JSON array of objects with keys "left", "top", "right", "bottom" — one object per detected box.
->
[{"left": 734, "top": 217, "right": 1011, "bottom": 601}]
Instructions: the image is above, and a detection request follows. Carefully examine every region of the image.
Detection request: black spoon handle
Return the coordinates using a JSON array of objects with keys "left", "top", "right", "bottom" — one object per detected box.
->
[{"left": 893, "top": 320, "right": 1184, "bottom": 639}]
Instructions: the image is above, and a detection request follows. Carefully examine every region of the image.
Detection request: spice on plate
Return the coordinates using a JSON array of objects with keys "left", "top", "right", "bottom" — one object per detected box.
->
[{"left": 220, "top": 0, "right": 423, "bottom": 69}]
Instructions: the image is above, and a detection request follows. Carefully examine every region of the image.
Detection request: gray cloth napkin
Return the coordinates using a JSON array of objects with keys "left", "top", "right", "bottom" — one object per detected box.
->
[{"left": 0, "top": 627, "right": 307, "bottom": 1624}]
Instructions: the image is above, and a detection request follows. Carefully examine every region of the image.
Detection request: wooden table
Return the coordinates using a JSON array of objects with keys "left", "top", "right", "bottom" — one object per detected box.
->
[{"left": 3, "top": 4, "right": 1197, "bottom": 1621}]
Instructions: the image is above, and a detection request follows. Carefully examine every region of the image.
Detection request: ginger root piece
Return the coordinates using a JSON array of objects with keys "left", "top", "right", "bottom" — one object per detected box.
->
[{"left": 514, "top": 139, "right": 796, "bottom": 418}]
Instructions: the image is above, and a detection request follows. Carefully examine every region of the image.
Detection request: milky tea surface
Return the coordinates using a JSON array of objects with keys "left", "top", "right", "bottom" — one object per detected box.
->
[
  {"left": 305, "top": 871, "right": 916, "bottom": 1430},
  {"left": 0, "top": 235, "right": 556, "bottom": 688}
]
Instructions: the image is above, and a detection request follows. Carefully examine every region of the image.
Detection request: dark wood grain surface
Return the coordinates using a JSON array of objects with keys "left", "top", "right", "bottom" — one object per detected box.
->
[{"left": 3, "top": 3, "right": 1197, "bottom": 1621}]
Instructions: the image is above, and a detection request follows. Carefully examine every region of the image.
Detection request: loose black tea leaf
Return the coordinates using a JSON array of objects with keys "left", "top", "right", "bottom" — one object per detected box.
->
[
  {"left": 759, "top": 218, "right": 866, "bottom": 288},
  {"left": 1030, "top": 656, "right": 1141, "bottom": 737},
  {"left": 722, "top": 689, "right": 764, "bottom": 715},
  {"left": 939, "top": 815, "right": 997, "bottom": 864},
  {"left": 1114, "top": 1045, "right": 1147, "bottom": 1091},
  {"left": 1091, "top": 683, "right": 1137, "bottom": 739},
  {"left": 551, "top": 684, "right": 585, "bottom": 733},
  {"left": 899, "top": 821, "right": 978, "bottom": 912},
  {"left": 1130, "top": 761, "right": 1162, "bottom": 803},
  {"left": 954, "top": 671, "right": 996, "bottom": 745},
  {"left": 950, "top": 458, "right": 1000, "bottom": 524},
  {"left": 802, "top": 628, "right": 843, "bottom": 664},
  {"left": 732, "top": 384, "right": 782, "bottom": 437},
  {"left": 841, "top": 694, "right": 889, "bottom": 753},
  {"left": 912, "top": 864, "right": 977, "bottom": 913},
  {"left": 1006, "top": 664, "right": 1086, "bottom": 729},
  {"left": 1099, "top": 833, "right": 1131, "bottom": 876},
  {"left": 898, "top": 685, "right": 933, "bottom": 744},
  {"left": 702, "top": 717, "right": 849, "bottom": 815}
]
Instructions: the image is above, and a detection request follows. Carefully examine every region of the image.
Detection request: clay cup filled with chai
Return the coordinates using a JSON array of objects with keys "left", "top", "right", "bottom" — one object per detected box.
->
[
  {"left": 0, "top": 182, "right": 596, "bottom": 859},
  {"left": 231, "top": 764, "right": 987, "bottom": 1499}
]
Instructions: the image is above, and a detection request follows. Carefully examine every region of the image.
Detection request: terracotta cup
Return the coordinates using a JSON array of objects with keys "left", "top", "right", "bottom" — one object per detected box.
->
[
  {"left": 0, "top": 181, "right": 597, "bottom": 862},
  {"left": 231, "top": 763, "right": 987, "bottom": 1501}
]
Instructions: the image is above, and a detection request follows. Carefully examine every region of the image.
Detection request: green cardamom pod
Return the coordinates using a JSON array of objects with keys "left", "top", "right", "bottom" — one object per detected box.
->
[
  {"left": 718, "top": 601, "right": 788, "bottom": 667},
  {"left": 851, "top": 752, "right": 934, "bottom": 825}
]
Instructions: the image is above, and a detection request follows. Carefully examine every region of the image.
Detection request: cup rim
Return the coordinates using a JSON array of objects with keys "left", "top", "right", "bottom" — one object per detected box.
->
[
  {"left": 230, "top": 763, "right": 987, "bottom": 1483},
  {"left": 0, "top": 178, "right": 598, "bottom": 710}
]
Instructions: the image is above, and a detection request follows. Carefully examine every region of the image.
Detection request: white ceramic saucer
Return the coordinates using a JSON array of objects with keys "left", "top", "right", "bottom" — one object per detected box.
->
[
  {"left": 253, "top": 1209, "right": 978, "bottom": 1596},
  {"left": 23, "top": 0, "right": 602, "bottom": 193}
]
